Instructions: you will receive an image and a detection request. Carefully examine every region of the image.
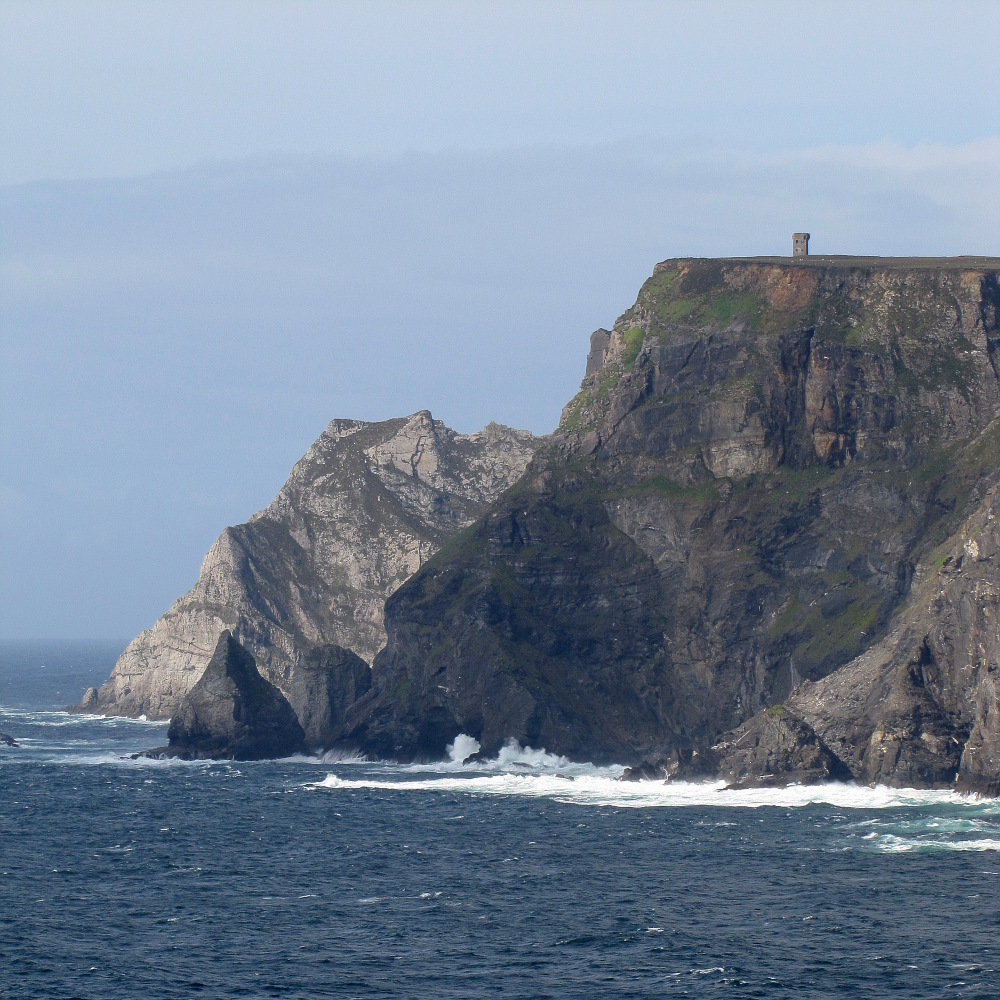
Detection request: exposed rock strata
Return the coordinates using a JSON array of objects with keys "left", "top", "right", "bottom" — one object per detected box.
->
[
  {"left": 348, "top": 259, "right": 1000, "bottom": 771},
  {"left": 81, "top": 412, "right": 539, "bottom": 721},
  {"left": 153, "top": 631, "right": 305, "bottom": 761},
  {"left": 694, "top": 470, "right": 1000, "bottom": 792}
]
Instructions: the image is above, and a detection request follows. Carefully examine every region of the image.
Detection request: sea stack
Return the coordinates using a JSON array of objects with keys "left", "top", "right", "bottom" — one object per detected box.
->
[{"left": 155, "top": 631, "right": 305, "bottom": 760}]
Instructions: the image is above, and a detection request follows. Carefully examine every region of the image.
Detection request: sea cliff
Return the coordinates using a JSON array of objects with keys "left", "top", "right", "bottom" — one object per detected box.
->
[
  {"left": 346, "top": 257, "right": 1000, "bottom": 790},
  {"left": 85, "top": 254, "right": 1000, "bottom": 790}
]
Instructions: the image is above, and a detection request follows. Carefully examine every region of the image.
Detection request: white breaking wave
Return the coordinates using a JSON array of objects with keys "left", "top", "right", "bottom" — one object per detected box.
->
[
  {"left": 399, "top": 737, "right": 622, "bottom": 778},
  {"left": 0, "top": 706, "right": 167, "bottom": 727},
  {"left": 314, "top": 748, "right": 370, "bottom": 765},
  {"left": 307, "top": 734, "right": 1000, "bottom": 810},
  {"left": 304, "top": 734, "right": 1000, "bottom": 811},
  {"left": 306, "top": 769, "right": 998, "bottom": 811},
  {"left": 446, "top": 733, "right": 481, "bottom": 764},
  {"left": 37, "top": 751, "right": 212, "bottom": 768}
]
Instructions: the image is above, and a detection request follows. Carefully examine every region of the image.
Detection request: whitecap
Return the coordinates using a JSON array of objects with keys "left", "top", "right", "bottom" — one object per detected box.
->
[
  {"left": 41, "top": 751, "right": 209, "bottom": 768},
  {"left": 316, "top": 748, "right": 369, "bottom": 765},
  {"left": 391, "top": 737, "right": 622, "bottom": 778},
  {"left": 0, "top": 706, "right": 166, "bottom": 727},
  {"left": 278, "top": 749, "right": 369, "bottom": 765},
  {"left": 872, "top": 835, "right": 1000, "bottom": 853},
  {"left": 67, "top": 711, "right": 165, "bottom": 726}
]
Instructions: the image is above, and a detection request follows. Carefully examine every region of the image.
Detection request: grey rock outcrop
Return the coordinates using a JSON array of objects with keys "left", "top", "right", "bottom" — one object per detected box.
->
[
  {"left": 585, "top": 328, "right": 611, "bottom": 376},
  {"left": 283, "top": 644, "right": 371, "bottom": 749},
  {"left": 153, "top": 631, "right": 305, "bottom": 760},
  {"left": 81, "top": 412, "right": 539, "bottom": 721},
  {"left": 0, "top": 732, "right": 18, "bottom": 747},
  {"left": 685, "top": 708, "right": 851, "bottom": 788}
]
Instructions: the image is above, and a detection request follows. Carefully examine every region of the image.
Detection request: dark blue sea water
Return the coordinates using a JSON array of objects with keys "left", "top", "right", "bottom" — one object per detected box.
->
[{"left": 2, "top": 642, "right": 1000, "bottom": 999}]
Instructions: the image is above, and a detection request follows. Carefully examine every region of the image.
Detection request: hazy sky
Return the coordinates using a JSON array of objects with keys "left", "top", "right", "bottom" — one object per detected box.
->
[{"left": 3, "top": 1, "right": 1000, "bottom": 640}]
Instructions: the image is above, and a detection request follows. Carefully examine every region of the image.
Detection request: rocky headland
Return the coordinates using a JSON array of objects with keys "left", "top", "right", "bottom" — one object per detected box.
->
[
  {"left": 76, "top": 412, "right": 539, "bottom": 724},
  {"left": 83, "top": 254, "right": 1000, "bottom": 789},
  {"left": 345, "top": 256, "right": 1000, "bottom": 791}
]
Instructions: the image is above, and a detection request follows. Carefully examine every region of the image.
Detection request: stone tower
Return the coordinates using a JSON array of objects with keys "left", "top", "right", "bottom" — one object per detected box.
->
[{"left": 792, "top": 232, "right": 810, "bottom": 257}]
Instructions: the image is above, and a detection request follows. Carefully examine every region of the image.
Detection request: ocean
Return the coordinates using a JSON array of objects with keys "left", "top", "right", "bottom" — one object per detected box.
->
[{"left": 1, "top": 642, "right": 999, "bottom": 999}]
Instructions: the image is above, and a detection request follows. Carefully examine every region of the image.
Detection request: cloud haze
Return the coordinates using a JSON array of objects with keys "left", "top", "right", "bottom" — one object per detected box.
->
[
  {"left": 2, "top": 0, "right": 999, "bottom": 639},
  {"left": 3, "top": 139, "right": 999, "bottom": 638},
  {"left": 2, "top": 1, "right": 998, "bottom": 183}
]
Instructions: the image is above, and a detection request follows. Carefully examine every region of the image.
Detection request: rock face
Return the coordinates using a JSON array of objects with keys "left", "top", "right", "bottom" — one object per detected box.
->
[
  {"left": 283, "top": 644, "right": 372, "bottom": 749},
  {"left": 157, "top": 631, "right": 305, "bottom": 760},
  {"left": 348, "top": 258, "right": 1000, "bottom": 770},
  {"left": 0, "top": 732, "right": 18, "bottom": 748},
  {"left": 82, "top": 412, "right": 539, "bottom": 721},
  {"left": 684, "top": 708, "right": 852, "bottom": 788},
  {"left": 777, "top": 477, "right": 1000, "bottom": 792}
]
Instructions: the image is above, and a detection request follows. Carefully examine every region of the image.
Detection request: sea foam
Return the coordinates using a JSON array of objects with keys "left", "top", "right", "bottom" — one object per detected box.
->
[
  {"left": 306, "top": 733, "right": 1000, "bottom": 811},
  {"left": 446, "top": 733, "right": 481, "bottom": 764},
  {"left": 307, "top": 737, "right": 1000, "bottom": 815},
  {"left": 400, "top": 736, "right": 619, "bottom": 777},
  {"left": 871, "top": 834, "right": 1000, "bottom": 853},
  {"left": 307, "top": 770, "right": 992, "bottom": 810}
]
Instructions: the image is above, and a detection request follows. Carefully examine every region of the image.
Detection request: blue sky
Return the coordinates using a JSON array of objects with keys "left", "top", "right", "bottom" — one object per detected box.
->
[{"left": 2, "top": 1, "right": 999, "bottom": 639}]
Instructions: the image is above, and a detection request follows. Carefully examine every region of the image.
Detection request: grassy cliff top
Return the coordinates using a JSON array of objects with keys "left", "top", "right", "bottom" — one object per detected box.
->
[{"left": 625, "top": 256, "right": 1000, "bottom": 343}]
